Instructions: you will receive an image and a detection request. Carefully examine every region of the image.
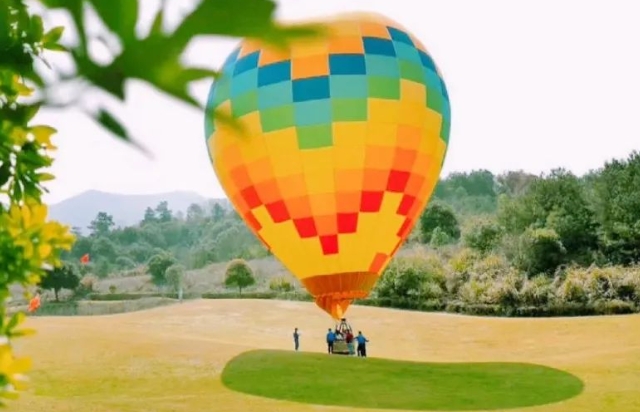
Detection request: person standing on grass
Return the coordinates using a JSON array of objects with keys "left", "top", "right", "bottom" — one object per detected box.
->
[
  {"left": 345, "top": 330, "right": 355, "bottom": 355},
  {"left": 293, "top": 327, "right": 300, "bottom": 351},
  {"left": 356, "top": 331, "right": 369, "bottom": 358},
  {"left": 326, "top": 328, "right": 336, "bottom": 354}
]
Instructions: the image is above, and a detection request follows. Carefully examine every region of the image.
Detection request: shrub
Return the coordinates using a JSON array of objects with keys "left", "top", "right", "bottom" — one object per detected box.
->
[
  {"left": 429, "top": 227, "right": 452, "bottom": 247},
  {"left": 520, "top": 275, "right": 554, "bottom": 306},
  {"left": 115, "top": 256, "right": 137, "bottom": 270},
  {"left": 515, "top": 228, "right": 567, "bottom": 276},
  {"left": 147, "top": 253, "right": 177, "bottom": 286},
  {"left": 165, "top": 264, "right": 186, "bottom": 293},
  {"left": 269, "top": 276, "right": 294, "bottom": 292},
  {"left": 484, "top": 270, "right": 524, "bottom": 308},
  {"left": 464, "top": 219, "right": 504, "bottom": 255}
]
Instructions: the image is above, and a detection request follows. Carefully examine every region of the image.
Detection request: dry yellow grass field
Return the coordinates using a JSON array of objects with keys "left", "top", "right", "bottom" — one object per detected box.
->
[{"left": 11, "top": 300, "right": 640, "bottom": 412}]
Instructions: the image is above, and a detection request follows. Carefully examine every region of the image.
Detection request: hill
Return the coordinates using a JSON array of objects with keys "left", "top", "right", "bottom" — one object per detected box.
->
[{"left": 49, "top": 190, "right": 228, "bottom": 232}]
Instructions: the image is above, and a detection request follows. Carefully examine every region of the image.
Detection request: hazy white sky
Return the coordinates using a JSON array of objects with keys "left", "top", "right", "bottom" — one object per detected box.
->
[{"left": 36, "top": 0, "right": 640, "bottom": 204}]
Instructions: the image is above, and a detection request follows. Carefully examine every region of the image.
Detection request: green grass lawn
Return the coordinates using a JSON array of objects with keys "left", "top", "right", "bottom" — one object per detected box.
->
[{"left": 221, "top": 350, "right": 584, "bottom": 411}]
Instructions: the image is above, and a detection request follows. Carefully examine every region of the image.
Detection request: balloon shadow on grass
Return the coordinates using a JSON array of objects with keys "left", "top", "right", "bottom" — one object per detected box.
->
[{"left": 221, "top": 349, "right": 584, "bottom": 411}]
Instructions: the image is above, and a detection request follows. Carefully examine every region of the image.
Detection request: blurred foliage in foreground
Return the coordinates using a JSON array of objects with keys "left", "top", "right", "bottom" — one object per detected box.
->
[{"left": 0, "top": 0, "right": 320, "bottom": 404}]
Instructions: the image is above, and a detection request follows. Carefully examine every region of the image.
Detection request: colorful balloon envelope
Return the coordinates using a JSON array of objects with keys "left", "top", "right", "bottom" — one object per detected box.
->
[{"left": 204, "top": 12, "right": 451, "bottom": 319}]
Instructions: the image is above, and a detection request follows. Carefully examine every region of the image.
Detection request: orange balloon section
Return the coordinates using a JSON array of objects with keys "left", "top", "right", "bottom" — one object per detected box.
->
[{"left": 204, "top": 12, "right": 451, "bottom": 319}]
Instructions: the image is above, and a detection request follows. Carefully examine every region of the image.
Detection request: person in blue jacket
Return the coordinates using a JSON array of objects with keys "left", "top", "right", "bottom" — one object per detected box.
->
[
  {"left": 356, "top": 331, "right": 369, "bottom": 357},
  {"left": 326, "top": 328, "right": 336, "bottom": 354}
]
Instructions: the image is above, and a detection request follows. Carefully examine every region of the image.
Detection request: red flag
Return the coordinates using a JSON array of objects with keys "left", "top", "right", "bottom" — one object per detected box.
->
[
  {"left": 28, "top": 294, "right": 41, "bottom": 313},
  {"left": 80, "top": 254, "right": 90, "bottom": 264}
]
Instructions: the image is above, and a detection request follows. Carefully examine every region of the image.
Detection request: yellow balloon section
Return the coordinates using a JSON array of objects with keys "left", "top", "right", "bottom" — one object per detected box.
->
[{"left": 204, "top": 13, "right": 451, "bottom": 319}]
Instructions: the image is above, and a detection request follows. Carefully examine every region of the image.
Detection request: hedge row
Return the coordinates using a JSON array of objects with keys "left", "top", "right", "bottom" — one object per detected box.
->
[
  {"left": 86, "top": 292, "right": 201, "bottom": 301},
  {"left": 201, "top": 291, "right": 314, "bottom": 301},
  {"left": 81, "top": 292, "right": 638, "bottom": 317},
  {"left": 359, "top": 297, "right": 638, "bottom": 317}
]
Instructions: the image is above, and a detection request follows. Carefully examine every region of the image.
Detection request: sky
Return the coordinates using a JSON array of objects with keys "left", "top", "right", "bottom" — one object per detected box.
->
[{"left": 35, "top": 0, "right": 640, "bottom": 204}]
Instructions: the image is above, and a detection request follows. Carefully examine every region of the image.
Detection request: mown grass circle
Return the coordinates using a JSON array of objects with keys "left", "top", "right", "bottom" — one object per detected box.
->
[{"left": 221, "top": 350, "right": 584, "bottom": 411}]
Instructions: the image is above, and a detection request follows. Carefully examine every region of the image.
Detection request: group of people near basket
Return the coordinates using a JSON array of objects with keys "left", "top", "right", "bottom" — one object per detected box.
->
[
  {"left": 292, "top": 319, "right": 370, "bottom": 357},
  {"left": 325, "top": 328, "right": 369, "bottom": 357}
]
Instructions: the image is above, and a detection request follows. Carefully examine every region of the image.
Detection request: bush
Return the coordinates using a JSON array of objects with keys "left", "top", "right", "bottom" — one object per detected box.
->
[
  {"left": 147, "top": 253, "right": 177, "bottom": 286},
  {"left": 464, "top": 219, "right": 504, "bottom": 255},
  {"left": 115, "top": 256, "right": 137, "bottom": 270},
  {"left": 269, "top": 276, "right": 294, "bottom": 292},
  {"left": 165, "top": 264, "right": 186, "bottom": 293},
  {"left": 75, "top": 275, "right": 98, "bottom": 298},
  {"left": 512, "top": 228, "right": 566, "bottom": 276},
  {"left": 520, "top": 275, "right": 554, "bottom": 306}
]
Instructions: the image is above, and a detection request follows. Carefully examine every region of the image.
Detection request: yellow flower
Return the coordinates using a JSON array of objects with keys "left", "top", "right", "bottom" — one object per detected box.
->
[{"left": 0, "top": 343, "right": 31, "bottom": 395}]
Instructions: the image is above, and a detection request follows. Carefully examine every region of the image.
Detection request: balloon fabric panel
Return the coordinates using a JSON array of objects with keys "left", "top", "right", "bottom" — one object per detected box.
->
[{"left": 205, "top": 13, "right": 451, "bottom": 319}]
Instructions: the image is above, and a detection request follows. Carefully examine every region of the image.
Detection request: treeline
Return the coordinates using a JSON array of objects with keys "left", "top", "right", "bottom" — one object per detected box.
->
[
  {"left": 373, "top": 151, "right": 640, "bottom": 315},
  {"left": 49, "top": 151, "right": 640, "bottom": 317},
  {"left": 62, "top": 201, "right": 269, "bottom": 277}
]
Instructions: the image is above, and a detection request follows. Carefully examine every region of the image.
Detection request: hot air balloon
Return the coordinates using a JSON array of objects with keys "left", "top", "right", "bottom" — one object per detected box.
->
[{"left": 204, "top": 12, "right": 451, "bottom": 320}]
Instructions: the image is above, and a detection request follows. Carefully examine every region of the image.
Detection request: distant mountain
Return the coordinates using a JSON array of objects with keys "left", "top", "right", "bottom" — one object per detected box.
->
[{"left": 49, "top": 190, "right": 228, "bottom": 233}]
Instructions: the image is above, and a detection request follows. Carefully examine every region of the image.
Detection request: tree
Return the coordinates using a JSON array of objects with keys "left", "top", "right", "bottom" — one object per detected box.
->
[
  {"left": 88, "top": 212, "right": 115, "bottom": 237},
  {"left": 155, "top": 201, "right": 173, "bottom": 223},
  {"left": 495, "top": 171, "right": 537, "bottom": 196},
  {"left": 511, "top": 228, "right": 567, "bottom": 277},
  {"left": 142, "top": 207, "right": 157, "bottom": 225},
  {"left": 165, "top": 264, "right": 185, "bottom": 295},
  {"left": 147, "top": 253, "right": 177, "bottom": 286},
  {"left": 224, "top": 259, "right": 255, "bottom": 294},
  {"left": 419, "top": 203, "right": 460, "bottom": 243},
  {"left": 464, "top": 219, "right": 504, "bottom": 255},
  {"left": 186, "top": 203, "right": 204, "bottom": 222},
  {"left": 498, "top": 169, "right": 598, "bottom": 264},
  {"left": 429, "top": 227, "right": 452, "bottom": 247},
  {"left": 40, "top": 263, "right": 80, "bottom": 301},
  {"left": 212, "top": 203, "right": 227, "bottom": 221},
  {"left": 591, "top": 151, "right": 640, "bottom": 264}
]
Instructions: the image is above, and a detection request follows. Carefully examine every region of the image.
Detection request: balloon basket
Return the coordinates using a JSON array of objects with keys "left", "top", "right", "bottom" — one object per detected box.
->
[
  {"left": 332, "top": 318, "right": 355, "bottom": 356},
  {"left": 333, "top": 340, "right": 350, "bottom": 355}
]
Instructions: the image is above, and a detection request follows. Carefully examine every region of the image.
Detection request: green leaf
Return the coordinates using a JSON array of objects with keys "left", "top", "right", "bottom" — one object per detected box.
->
[
  {"left": 172, "top": 0, "right": 322, "bottom": 49},
  {"left": 30, "top": 15, "right": 45, "bottom": 41},
  {"left": 87, "top": 0, "right": 138, "bottom": 43},
  {"left": 174, "top": 0, "right": 277, "bottom": 41},
  {"left": 6, "top": 312, "right": 25, "bottom": 332},
  {"left": 0, "top": 162, "right": 10, "bottom": 187},
  {"left": 42, "top": 43, "right": 68, "bottom": 52},
  {"left": 94, "top": 109, "right": 128, "bottom": 140},
  {"left": 74, "top": 53, "right": 125, "bottom": 99},
  {"left": 86, "top": 109, "right": 151, "bottom": 157},
  {"left": 42, "top": 26, "right": 64, "bottom": 44},
  {"left": 36, "top": 173, "right": 55, "bottom": 182},
  {"left": 179, "top": 68, "right": 220, "bottom": 83},
  {"left": 38, "top": 0, "right": 87, "bottom": 54}
]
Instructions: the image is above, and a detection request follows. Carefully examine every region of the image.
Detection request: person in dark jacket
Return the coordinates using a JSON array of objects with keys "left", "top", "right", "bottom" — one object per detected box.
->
[{"left": 293, "top": 327, "right": 300, "bottom": 351}]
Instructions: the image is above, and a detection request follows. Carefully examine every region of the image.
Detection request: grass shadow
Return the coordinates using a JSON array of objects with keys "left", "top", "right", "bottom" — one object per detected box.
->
[{"left": 221, "top": 349, "right": 584, "bottom": 411}]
